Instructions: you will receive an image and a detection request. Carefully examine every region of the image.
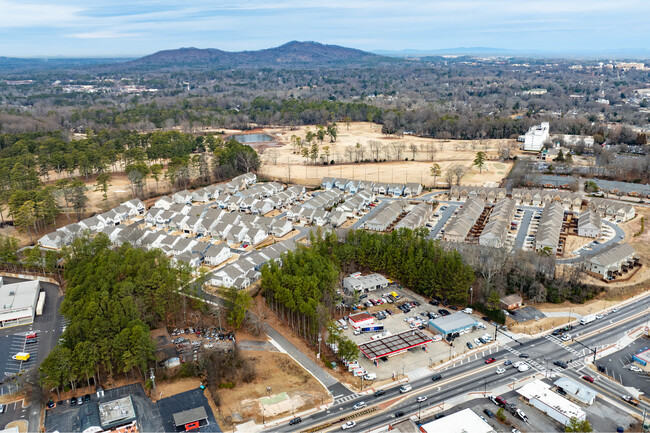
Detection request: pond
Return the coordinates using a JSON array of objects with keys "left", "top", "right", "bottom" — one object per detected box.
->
[{"left": 231, "top": 133, "right": 275, "bottom": 144}]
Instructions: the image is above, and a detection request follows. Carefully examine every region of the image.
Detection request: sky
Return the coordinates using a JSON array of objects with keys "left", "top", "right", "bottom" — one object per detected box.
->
[{"left": 1, "top": 0, "right": 649, "bottom": 58}]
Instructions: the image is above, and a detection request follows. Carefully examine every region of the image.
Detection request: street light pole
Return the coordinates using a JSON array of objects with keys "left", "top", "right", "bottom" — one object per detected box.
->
[{"left": 470, "top": 287, "right": 473, "bottom": 305}]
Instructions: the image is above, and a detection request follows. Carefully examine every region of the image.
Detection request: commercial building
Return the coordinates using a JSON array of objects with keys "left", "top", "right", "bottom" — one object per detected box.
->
[
  {"left": 517, "top": 380, "right": 586, "bottom": 426},
  {"left": 522, "top": 122, "right": 550, "bottom": 152},
  {"left": 173, "top": 407, "right": 209, "bottom": 432},
  {"left": 348, "top": 312, "right": 374, "bottom": 329},
  {"left": 343, "top": 273, "right": 390, "bottom": 292},
  {"left": 429, "top": 312, "right": 478, "bottom": 337},
  {"left": 553, "top": 377, "right": 597, "bottom": 405},
  {"left": 586, "top": 243, "right": 639, "bottom": 280},
  {"left": 0, "top": 280, "right": 41, "bottom": 328},
  {"left": 632, "top": 347, "right": 650, "bottom": 372},
  {"left": 98, "top": 396, "right": 137, "bottom": 431},
  {"left": 577, "top": 211, "right": 601, "bottom": 238},
  {"left": 419, "top": 408, "right": 495, "bottom": 433},
  {"left": 358, "top": 330, "right": 432, "bottom": 361}
]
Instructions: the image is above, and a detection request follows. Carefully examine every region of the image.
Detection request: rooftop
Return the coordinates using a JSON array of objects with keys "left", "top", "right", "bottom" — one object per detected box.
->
[
  {"left": 358, "top": 330, "right": 432, "bottom": 361},
  {"left": 0, "top": 280, "right": 40, "bottom": 313},
  {"left": 517, "top": 380, "right": 585, "bottom": 420},
  {"left": 420, "top": 408, "right": 495, "bottom": 433},
  {"left": 429, "top": 312, "right": 478, "bottom": 333},
  {"left": 98, "top": 396, "right": 137, "bottom": 429},
  {"left": 173, "top": 406, "right": 208, "bottom": 427}
]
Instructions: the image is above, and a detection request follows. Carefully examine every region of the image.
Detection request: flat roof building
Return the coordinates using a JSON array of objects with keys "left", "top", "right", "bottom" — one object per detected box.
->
[
  {"left": 523, "top": 122, "right": 550, "bottom": 152},
  {"left": 98, "top": 396, "right": 137, "bottom": 431},
  {"left": 343, "top": 273, "right": 389, "bottom": 292},
  {"left": 517, "top": 380, "right": 586, "bottom": 426},
  {"left": 429, "top": 312, "right": 478, "bottom": 337},
  {"left": 633, "top": 347, "right": 650, "bottom": 371},
  {"left": 0, "top": 280, "right": 41, "bottom": 328},
  {"left": 420, "top": 408, "right": 495, "bottom": 433},
  {"left": 348, "top": 312, "right": 374, "bottom": 329}
]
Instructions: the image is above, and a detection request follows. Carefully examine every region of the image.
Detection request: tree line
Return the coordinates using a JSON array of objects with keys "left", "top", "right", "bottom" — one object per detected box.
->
[{"left": 39, "top": 234, "right": 192, "bottom": 397}]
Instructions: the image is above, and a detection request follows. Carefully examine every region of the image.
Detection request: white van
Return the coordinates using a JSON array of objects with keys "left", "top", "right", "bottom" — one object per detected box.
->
[{"left": 462, "top": 308, "right": 473, "bottom": 314}]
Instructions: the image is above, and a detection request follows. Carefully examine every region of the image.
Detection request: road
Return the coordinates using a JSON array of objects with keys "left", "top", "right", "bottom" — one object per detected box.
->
[{"left": 267, "top": 292, "right": 650, "bottom": 432}]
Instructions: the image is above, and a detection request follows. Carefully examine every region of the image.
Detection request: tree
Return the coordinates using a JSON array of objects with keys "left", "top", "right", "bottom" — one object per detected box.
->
[
  {"left": 554, "top": 149, "right": 565, "bottom": 162},
  {"left": 473, "top": 151, "right": 487, "bottom": 173},
  {"left": 444, "top": 169, "right": 454, "bottom": 187},
  {"left": 14, "top": 200, "right": 37, "bottom": 243},
  {"left": 327, "top": 123, "right": 338, "bottom": 142},
  {"left": 126, "top": 163, "right": 149, "bottom": 198},
  {"left": 344, "top": 117, "right": 351, "bottom": 130},
  {"left": 150, "top": 163, "right": 163, "bottom": 195},
  {"left": 451, "top": 164, "right": 467, "bottom": 185},
  {"left": 565, "top": 417, "right": 592, "bottom": 432},
  {"left": 337, "top": 336, "right": 359, "bottom": 362},
  {"left": 584, "top": 181, "right": 599, "bottom": 193},
  {"left": 316, "top": 125, "right": 326, "bottom": 145},
  {"left": 496, "top": 407, "right": 506, "bottom": 422},
  {"left": 95, "top": 173, "right": 111, "bottom": 202},
  {"left": 222, "top": 286, "right": 253, "bottom": 330},
  {"left": 430, "top": 163, "right": 441, "bottom": 188},
  {"left": 70, "top": 180, "right": 88, "bottom": 222}
]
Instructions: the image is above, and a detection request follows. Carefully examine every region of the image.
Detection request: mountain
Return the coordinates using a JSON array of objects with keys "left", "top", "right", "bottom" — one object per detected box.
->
[
  {"left": 0, "top": 57, "right": 131, "bottom": 73},
  {"left": 130, "top": 41, "right": 394, "bottom": 69}
]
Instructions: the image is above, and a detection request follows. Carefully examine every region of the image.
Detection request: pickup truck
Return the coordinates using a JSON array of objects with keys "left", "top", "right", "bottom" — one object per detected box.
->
[{"left": 622, "top": 395, "right": 639, "bottom": 406}]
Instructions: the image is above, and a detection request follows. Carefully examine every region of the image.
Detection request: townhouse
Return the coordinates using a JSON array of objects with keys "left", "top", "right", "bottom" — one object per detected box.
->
[{"left": 443, "top": 198, "right": 485, "bottom": 243}]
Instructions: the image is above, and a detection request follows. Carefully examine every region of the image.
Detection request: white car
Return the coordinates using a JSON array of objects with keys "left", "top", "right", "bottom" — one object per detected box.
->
[
  {"left": 416, "top": 396, "right": 428, "bottom": 402},
  {"left": 496, "top": 367, "right": 506, "bottom": 375},
  {"left": 474, "top": 338, "right": 482, "bottom": 346},
  {"left": 596, "top": 314, "right": 604, "bottom": 319},
  {"left": 512, "top": 361, "right": 524, "bottom": 369},
  {"left": 352, "top": 402, "right": 366, "bottom": 410},
  {"left": 400, "top": 384, "right": 412, "bottom": 393},
  {"left": 561, "top": 334, "right": 571, "bottom": 341},
  {"left": 341, "top": 421, "right": 357, "bottom": 430},
  {"left": 518, "top": 364, "right": 530, "bottom": 372},
  {"left": 612, "top": 307, "right": 619, "bottom": 313},
  {"left": 629, "top": 365, "right": 642, "bottom": 372}
]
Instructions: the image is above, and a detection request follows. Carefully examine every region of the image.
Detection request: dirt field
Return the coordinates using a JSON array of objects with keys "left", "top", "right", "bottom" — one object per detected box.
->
[
  {"left": 508, "top": 316, "right": 574, "bottom": 334},
  {"left": 154, "top": 378, "right": 202, "bottom": 400},
  {"left": 258, "top": 122, "right": 515, "bottom": 188},
  {"left": 216, "top": 351, "right": 329, "bottom": 428}
]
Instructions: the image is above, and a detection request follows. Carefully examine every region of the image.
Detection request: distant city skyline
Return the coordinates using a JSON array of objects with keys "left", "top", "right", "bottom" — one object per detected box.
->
[{"left": 1, "top": 0, "right": 648, "bottom": 58}]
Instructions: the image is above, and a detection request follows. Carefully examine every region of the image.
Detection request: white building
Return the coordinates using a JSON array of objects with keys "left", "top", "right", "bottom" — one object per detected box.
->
[
  {"left": 342, "top": 273, "right": 389, "bottom": 292},
  {"left": 577, "top": 211, "right": 601, "bottom": 238},
  {"left": 523, "top": 122, "right": 550, "bottom": 151},
  {"left": 420, "top": 408, "right": 495, "bottom": 433},
  {"left": 0, "top": 280, "right": 41, "bottom": 328},
  {"left": 517, "top": 380, "right": 586, "bottom": 426}
]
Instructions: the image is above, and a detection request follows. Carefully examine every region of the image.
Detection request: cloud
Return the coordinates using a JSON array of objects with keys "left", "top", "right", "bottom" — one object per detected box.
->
[
  {"left": 0, "top": 0, "right": 82, "bottom": 27},
  {"left": 67, "top": 30, "right": 141, "bottom": 39}
]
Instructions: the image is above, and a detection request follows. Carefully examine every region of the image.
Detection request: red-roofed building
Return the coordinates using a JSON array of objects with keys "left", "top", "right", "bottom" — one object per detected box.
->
[{"left": 348, "top": 312, "right": 374, "bottom": 329}]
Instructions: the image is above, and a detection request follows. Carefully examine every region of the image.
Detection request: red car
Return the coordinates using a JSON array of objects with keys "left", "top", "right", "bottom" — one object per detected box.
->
[
  {"left": 582, "top": 375, "right": 595, "bottom": 383},
  {"left": 485, "top": 358, "right": 496, "bottom": 364},
  {"left": 25, "top": 332, "right": 38, "bottom": 339}
]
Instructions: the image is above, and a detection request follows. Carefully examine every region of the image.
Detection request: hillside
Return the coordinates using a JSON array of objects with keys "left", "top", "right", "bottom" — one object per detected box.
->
[{"left": 129, "top": 41, "right": 394, "bottom": 69}]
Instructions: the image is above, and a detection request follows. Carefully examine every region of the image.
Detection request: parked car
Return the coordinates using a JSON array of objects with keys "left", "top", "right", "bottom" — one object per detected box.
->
[
  {"left": 70, "top": 397, "right": 77, "bottom": 406},
  {"left": 466, "top": 342, "right": 474, "bottom": 349},
  {"left": 629, "top": 365, "right": 642, "bottom": 372},
  {"left": 83, "top": 394, "right": 91, "bottom": 403},
  {"left": 483, "top": 409, "right": 495, "bottom": 418}
]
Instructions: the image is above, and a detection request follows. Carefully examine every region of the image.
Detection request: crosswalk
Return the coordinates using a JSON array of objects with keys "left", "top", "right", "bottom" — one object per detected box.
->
[
  {"left": 502, "top": 345, "right": 545, "bottom": 372},
  {"left": 408, "top": 367, "right": 430, "bottom": 380},
  {"left": 333, "top": 393, "right": 361, "bottom": 405}
]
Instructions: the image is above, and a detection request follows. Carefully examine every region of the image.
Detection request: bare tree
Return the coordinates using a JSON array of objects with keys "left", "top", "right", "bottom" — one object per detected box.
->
[
  {"left": 267, "top": 149, "right": 279, "bottom": 165},
  {"left": 345, "top": 146, "right": 355, "bottom": 162},
  {"left": 444, "top": 169, "right": 454, "bottom": 187},
  {"left": 355, "top": 143, "right": 366, "bottom": 162},
  {"left": 368, "top": 140, "right": 381, "bottom": 161},
  {"left": 451, "top": 164, "right": 467, "bottom": 186},
  {"left": 425, "top": 142, "right": 437, "bottom": 160},
  {"left": 392, "top": 142, "right": 404, "bottom": 161},
  {"left": 409, "top": 143, "right": 419, "bottom": 160}
]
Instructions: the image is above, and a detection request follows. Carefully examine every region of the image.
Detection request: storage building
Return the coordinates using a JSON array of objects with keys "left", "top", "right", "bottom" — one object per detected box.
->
[
  {"left": 429, "top": 312, "right": 478, "bottom": 337},
  {"left": 517, "top": 380, "right": 586, "bottom": 426}
]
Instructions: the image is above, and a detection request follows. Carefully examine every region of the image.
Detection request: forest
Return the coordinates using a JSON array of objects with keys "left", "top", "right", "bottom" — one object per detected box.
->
[{"left": 38, "top": 234, "right": 192, "bottom": 396}]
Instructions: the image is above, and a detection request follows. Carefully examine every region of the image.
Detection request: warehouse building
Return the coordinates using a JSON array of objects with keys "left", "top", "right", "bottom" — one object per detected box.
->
[
  {"left": 517, "top": 380, "right": 586, "bottom": 426},
  {"left": 429, "top": 312, "right": 478, "bottom": 337},
  {"left": 343, "top": 273, "right": 390, "bottom": 292},
  {"left": 0, "top": 280, "right": 41, "bottom": 328},
  {"left": 419, "top": 408, "right": 495, "bottom": 433}
]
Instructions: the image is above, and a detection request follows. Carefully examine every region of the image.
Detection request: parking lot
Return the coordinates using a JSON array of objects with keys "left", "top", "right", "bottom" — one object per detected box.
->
[
  {"left": 1, "top": 332, "right": 39, "bottom": 379},
  {"left": 45, "top": 383, "right": 164, "bottom": 433},
  {"left": 598, "top": 338, "right": 650, "bottom": 396},
  {"left": 427, "top": 203, "right": 459, "bottom": 240},
  {"left": 340, "top": 286, "right": 500, "bottom": 381},
  {"left": 157, "top": 388, "right": 220, "bottom": 432},
  {"left": 0, "top": 398, "right": 29, "bottom": 429}
]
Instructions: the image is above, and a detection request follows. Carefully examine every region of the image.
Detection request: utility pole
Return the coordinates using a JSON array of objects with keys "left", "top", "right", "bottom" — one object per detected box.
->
[{"left": 149, "top": 368, "right": 156, "bottom": 393}]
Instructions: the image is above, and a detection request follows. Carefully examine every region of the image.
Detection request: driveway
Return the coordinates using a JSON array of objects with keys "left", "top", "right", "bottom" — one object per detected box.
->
[
  {"left": 558, "top": 220, "right": 626, "bottom": 264},
  {"left": 513, "top": 210, "right": 533, "bottom": 250},
  {"left": 427, "top": 204, "right": 459, "bottom": 239}
]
